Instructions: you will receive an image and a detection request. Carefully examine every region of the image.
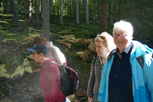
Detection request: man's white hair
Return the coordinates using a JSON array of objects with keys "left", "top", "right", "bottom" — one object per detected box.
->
[{"left": 113, "top": 20, "right": 134, "bottom": 38}]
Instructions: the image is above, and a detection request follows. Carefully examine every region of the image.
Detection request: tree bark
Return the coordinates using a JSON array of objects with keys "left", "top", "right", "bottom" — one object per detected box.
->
[
  {"left": 86, "top": 0, "right": 89, "bottom": 24},
  {"left": 29, "top": 0, "right": 32, "bottom": 17},
  {"left": 60, "top": 0, "right": 63, "bottom": 24},
  {"left": 93, "top": 0, "right": 95, "bottom": 20},
  {"left": 7, "top": 2, "right": 10, "bottom": 13},
  {"left": 35, "top": 0, "right": 40, "bottom": 27},
  {"left": 76, "top": 0, "right": 79, "bottom": 23},
  {"left": 42, "top": 0, "right": 50, "bottom": 40},
  {"left": 110, "top": 3, "right": 113, "bottom": 26},
  {"left": 24, "top": 0, "right": 27, "bottom": 16},
  {"left": 12, "top": 0, "right": 19, "bottom": 24},
  {"left": 99, "top": 0, "right": 107, "bottom": 32},
  {"left": 49, "top": 0, "right": 53, "bottom": 16}
]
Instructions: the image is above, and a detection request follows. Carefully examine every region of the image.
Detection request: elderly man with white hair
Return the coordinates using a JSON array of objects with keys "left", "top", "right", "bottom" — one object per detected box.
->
[{"left": 98, "top": 20, "right": 153, "bottom": 102}]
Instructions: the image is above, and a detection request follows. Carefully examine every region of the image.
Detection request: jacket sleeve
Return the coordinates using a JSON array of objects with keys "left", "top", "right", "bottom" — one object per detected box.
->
[
  {"left": 87, "top": 58, "right": 96, "bottom": 97},
  {"left": 143, "top": 53, "right": 153, "bottom": 102}
]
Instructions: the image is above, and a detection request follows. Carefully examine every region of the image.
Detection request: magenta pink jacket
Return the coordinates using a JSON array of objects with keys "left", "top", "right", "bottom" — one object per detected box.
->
[{"left": 39, "top": 59, "right": 66, "bottom": 102}]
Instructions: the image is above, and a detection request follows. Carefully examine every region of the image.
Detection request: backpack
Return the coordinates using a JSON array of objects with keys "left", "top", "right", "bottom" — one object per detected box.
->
[{"left": 53, "top": 62, "right": 79, "bottom": 96}]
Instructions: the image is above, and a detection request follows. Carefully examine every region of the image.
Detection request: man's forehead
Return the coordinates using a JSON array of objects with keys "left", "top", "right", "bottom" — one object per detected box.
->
[
  {"left": 33, "top": 51, "right": 37, "bottom": 54},
  {"left": 114, "top": 30, "right": 124, "bottom": 35}
]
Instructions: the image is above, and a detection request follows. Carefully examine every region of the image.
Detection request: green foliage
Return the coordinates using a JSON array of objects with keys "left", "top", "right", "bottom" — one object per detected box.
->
[
  {"left": 0, "top": 64, "right": 10, "bottom": 78},
  {"left": 0, "top": 58, "right": 33, "bottom": 78},
  {"left": 81, "top": 63, "right": 91, "bottom": 74}
]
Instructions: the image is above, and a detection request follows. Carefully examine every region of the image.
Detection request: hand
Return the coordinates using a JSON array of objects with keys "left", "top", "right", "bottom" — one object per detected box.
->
[{"left": 88, "top": 97, "right": 93, "bottom": 102}]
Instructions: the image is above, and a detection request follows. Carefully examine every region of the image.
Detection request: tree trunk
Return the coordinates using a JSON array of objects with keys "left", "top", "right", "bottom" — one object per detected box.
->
[
  {"left": 52, "top": 2, "right": 55, "bottom": 16},
  {"left": 99, "top": 0, "right": 107, "bottom": 32},
  {"left": 49, "top": 0, "right": 53, "bottom": 16},
  {"left": 24, "top": 0, "right": 27, "bottom": 16},
  {"left": 110, "top": 3, "right": 113, "bottom": 26},
  {"left": 12, "top": 0, "right": 19, "bottom": 24},
  {"left": 35, "top": 0, "right": 40, "bottom": 27},
  {"left": 60, "top": 0, "right": 63, "bottom": 24},
  {"left": 7, "top": 2, "right": 10, "bottom": 13},
  {"left": 76, "top": 0, "right": 79, "bottom": 23},
  {"left": 86, "top": 0, "right": 89, "bottom": 24},
  {"left": 57, "top": 1, "right": 59, "bottom": 16},
  {"left": 93, "top": 0, "right": 95, "bottom": 20},
  {"left": 41, "top": 0, "right": 43, "bottom": 18},
  {"left": 69, "top": 0, "right": 72, "bottom": 17},
  {"left": 42, "top": 0, "right": 50, "bottom": 40},
  {"left": 29, "top": 0, "right": 32, "bottom": 17}
]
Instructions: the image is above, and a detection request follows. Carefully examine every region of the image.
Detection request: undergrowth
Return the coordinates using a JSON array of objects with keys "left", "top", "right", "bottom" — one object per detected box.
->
[{"left": 0, "top": 13, "right": 98, "bottom": 79}]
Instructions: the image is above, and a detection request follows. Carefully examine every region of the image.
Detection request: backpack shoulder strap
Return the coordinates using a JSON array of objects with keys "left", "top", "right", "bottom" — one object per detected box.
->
[
  {"left": 136, "top": 44, "right": 153, "bottom": 69},
  {"left": 136, "top": 55, "right": 144, "bottom": 69},
  {"left": 108, "top": 49, "right": 115, "bottom": 62}
]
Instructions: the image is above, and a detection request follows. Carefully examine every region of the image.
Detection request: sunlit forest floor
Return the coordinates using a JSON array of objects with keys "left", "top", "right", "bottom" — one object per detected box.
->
[{"left": 0, "top": 13, "right": 102, "bottom": 102}]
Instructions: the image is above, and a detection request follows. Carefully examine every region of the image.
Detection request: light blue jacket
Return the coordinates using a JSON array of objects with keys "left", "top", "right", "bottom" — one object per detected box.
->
[{"left": 98, "top": 40, "right": 153, "bottom": 102}]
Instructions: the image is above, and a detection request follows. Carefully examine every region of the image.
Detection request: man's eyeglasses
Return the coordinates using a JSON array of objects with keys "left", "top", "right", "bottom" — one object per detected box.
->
[{"left": 113, "top": 33, "right": 127, "bottom": 38}]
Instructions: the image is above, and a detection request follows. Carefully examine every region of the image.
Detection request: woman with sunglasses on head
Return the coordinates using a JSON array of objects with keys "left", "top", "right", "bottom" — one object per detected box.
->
[
  {"left": 32, "top": 36, "right": 67, "bottom": 66},
  {"left": 98, "top": 20, "right": 153, "bottom": 102},
  {"left": 87, "top": 32, "right": 116, "bottom": 102}
]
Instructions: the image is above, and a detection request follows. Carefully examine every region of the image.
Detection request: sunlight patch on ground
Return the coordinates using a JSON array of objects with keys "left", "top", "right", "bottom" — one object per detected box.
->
[
  {"left": 0, "top": 20, "right": 8, "bottom": 24},
  {"left": 0, "top": 13, "right": 13, "bottom": 17}
]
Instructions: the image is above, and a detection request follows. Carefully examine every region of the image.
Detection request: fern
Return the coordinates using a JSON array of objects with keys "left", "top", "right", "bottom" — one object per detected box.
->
[
  {"left": 76, "top": 50, "right": 91, "bottom": 61},
  {"left": 0, "top": 58, "right": 33, "bottom": 78},
  {"left": 11, "top": 66, "right": 25, "bottom": 78},
  {"left": 58, "top": 34, "right": 96, "bottom": 61},
  {"left": 0, "top": 64, "right": 11, "bottom": 78}
]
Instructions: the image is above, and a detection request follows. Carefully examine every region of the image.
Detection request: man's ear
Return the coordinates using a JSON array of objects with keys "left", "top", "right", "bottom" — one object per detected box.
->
[{"left": 39, "top": 53, "right": 44, "bottom": 57}]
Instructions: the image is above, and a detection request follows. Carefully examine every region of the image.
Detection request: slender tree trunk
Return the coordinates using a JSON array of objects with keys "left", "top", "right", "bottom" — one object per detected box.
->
[
  {"left": 57, "top": 1, "right": 59, "bottom": 16},
  {"left": 93, "top": 0, "right": 95, "bottom": 20},
  {"left": 72, "top": 0, "right": 75, "bottom": 18},
  {"left": 86, "top": 0, "right": 89, "bottom": 24},
  {"left": 42, "top": 0, "right": 50, "bottom": 40},
  {"left": 99, "top": 0, "right": 107, "bottom": 32},
  {"left": 35, "top": 0, "right": 40, "bottom": 27},
  {"left": 41, "top": 0, "right": 43, "bottom": 18},
  {"left": 76, "top": 0, "right": 79, "bottom": 23},
  {"left": 60, "top": 0, "right": 63, "bottom": 24},
  {"left": 7, "top": 2, "right": 10, "bottom": 13},
  {"left": 12, "top": 0, "right": 19, "bottom": 24},
  {"left": 84, "top": 0, "right": 86, "bottom": 21},
  {"left": 110, "top": 3, "right": 113, "bottom": 26},
  {"left": 24, "top": 0, "right": 27, "bottom": 16},
  {"left": 49, "top": 0, "right": 53, "bottom": 16},
  {"left": 69, "top": 0, "right": 72, "bottom": 17},
  {"left": 52, "top": 2, "right": 55, "bottom": 16},
  {"left": 29, "top": 0, "right": 32, "bottom": 17}
]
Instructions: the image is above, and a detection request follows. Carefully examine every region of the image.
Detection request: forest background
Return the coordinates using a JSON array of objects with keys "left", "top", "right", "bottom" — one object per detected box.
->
[{"left": 0, "top": 0, "right": 153, "bottom": 102}]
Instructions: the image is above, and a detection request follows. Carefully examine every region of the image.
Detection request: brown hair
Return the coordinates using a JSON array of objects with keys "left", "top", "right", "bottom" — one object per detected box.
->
[{"left": 32, "top": 36, "right": 47, "bottom": 46}]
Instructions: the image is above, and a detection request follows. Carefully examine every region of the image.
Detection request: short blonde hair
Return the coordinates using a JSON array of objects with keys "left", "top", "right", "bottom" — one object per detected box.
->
[
  {"left": 113, "top": 20, "right": 133, "bottom": 38},
  {"left": 95, "top": 32, "right": 116, "bottom": 51}
]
